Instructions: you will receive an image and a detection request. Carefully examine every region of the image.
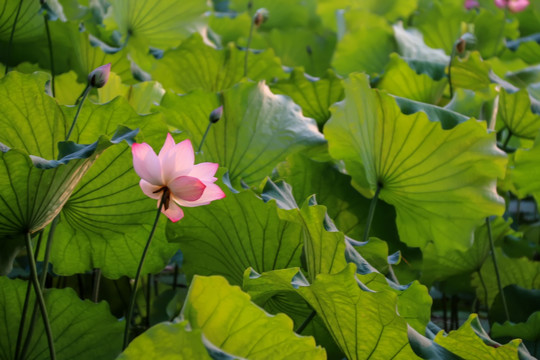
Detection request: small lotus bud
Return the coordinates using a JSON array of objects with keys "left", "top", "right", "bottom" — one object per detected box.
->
[
  {"left": 88, "top": 63, "right": 111, "bottom": 88},
  {"left": 456, "top": 33, "right": 476, "bottom": 53},
  {"left": 253, "top": 8, "right": 269, "bottom": 27},
  {"left": 209, "top": 106, "right": 223, "bottom": 124}
]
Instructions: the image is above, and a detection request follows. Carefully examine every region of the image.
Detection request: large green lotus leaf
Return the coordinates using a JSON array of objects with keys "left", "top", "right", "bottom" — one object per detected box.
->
[
  {"left": 393, "top": 95, "right": 469, "bottom": 129},
  {"left": 498, "top": 88, "right": 540, "bottom": 140},
  {"left": 512, "top": 134, "right": 540, "bottom": 202},
  {"left": 166, "top": 185, "right": 304, "bottom": 285},
  {"left": 324, "top": 73, "right": 506, "bottom": 251},
  {"left": 98, "top": 72, "right": 165, "bottom": 114},
  {"left": 433, "top": 314, "right": 521, "bottom": 359},
  {"left": 444, "top": 88, "right": 488, "bottom": 119},
  {"left": 378, "top": 53, "right": 447, "bottom": 104},
  {"left": 251, "top": 28, "right": 336, "bottom": 78},
  {"left": 392, "top": 23, "right": 449, "bottom": 78},
  {"left": 275, "top": 154, "right": 398, "bottom": 241},
  {"left": 421, "top": 217, "right": 514, "bottom": 285},
  {"left": 413, "top": 1, "right": 472, "bottom": 55},
  {"left": 0, "top": 0, "right": 42, "bottom": 43},
  {"left": 471, "top": 248, "right": 540, "bottom": 307},
  {"left": 474, "top": 9, "right": 519, "bottom": 59},
  {"left": 182, "top": 275, "right": 326, "bottom": 359},
  {"left": 209, "top": 12, "right": 251, "bottom": 46},
  {"left": 117, "top": 321, "right": 212, "bottom": 360},
  {"left": 229, "top": 0, "right": 318, "bottom": 30},
  {"left": 104, "top": 0, "right": 209, "bottom": 50},
  {"left": 297, "top": 264, "right": 419, "bottom": 359},
  {"left": 271, "top": 69, "right": 344, "bottom": 128},
  {"left": 55, "top": 71, "right": 87, "bottom": 105},
  {"left": 49, "top": 21, "right": 134, "bottom": 84},
  {"left": 451, "top": 52, "right": 492, "bottom": 92},
  {"left": 151, "top": 33, "right": 286, "bottom": 94},
  {"left": 505, "top": 65, "right": 540, "bottom": 88},
  {"left": 242, "top": 267, "right": 344, "bottom": 359},
  {"left": 492, "top": 312, "right": 540, "bottom": 358},
  {"left": 332, "top": 17, "right": 395, "bottom": 76},
  {"left": 514, "top": 41, "right": 540, "bottom": 64},
  {"left": 48, "top": 98, "right": 179, "bottom": 278},
  {"left": 160, "top": 81, "right": 325, "bottom": 186},
  {"left": 0, "top": 277, "right": 123, "bottom": 360},
  {"left": 0, "top": 72, "right": 67, "bottom": 158},
  {"left": 316, "top": 0, "right": 417, "bottom": 29}
]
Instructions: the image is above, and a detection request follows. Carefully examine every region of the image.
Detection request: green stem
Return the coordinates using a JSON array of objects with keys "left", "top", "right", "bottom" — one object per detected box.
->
[
  {"left": 486, "top": 217, "right": 510, "bottom": 322},
  {"left": 14, "top": 232, "right": 43, "bottom": 360},
  {"left": 146, "top": 274, "right": 152, "bottom": 329},
  {"left": 448, "top": 47, "right": 456, "bottom": 99},
  {"left": 24, "top": 233, "right": 56, "bottom": 360},
  {"left": 92, "top": 268, "right": 102, "bottom": 303},
  {"left": 19, "top": 217, "right": 58, "bottom": 360},
  {"left": 197, "top": 122, "right": 212, "bottom": 154},
  {"left": 477, "top": 269, "right": 489, "bottom": 314},
  {"left": 296, "top": 310, "right": 316, "bottom": 334},
  {"left": 243, "top": 18, "right": 255, "bottom": 78},
  {"left": 44, "top": 16, "right": 55, "bottom": 97},
  {"left": 363, "top": 183, "right": 382, "bottom": 243},
  {"left": 66, "top": 84, "right": 91, "bottom": 141},
  {"left": 123, "top": 192, "right": 166, "bottom": 349},
  {"left": 502, "top": 131, "right": 512, "bottom": 150},
  {"left": 5, "top": 0, "right": 25, "bottom": 75}
]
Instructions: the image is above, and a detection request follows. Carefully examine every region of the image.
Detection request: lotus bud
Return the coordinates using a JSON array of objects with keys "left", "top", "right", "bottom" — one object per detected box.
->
[
  {"left": 209, "top": 106, "right": 223, "bottom": 124},
  {"left": 88, "top": 63, "right": 111, "bottom": 88},
  {"left": 455, "top": 33, "right": 476, "bottom": 54},
  {"left": 253, "top": 8, "right": 268, "bottom": 27}
]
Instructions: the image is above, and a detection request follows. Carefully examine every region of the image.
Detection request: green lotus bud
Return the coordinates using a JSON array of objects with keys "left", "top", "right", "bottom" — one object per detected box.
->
[
  {"left": 209, "top": 106, "right": 223, "bottom": 124},
  {"left": 455, "top": 33, "right": 476, "bottom": 53},
  {"left": 253, "top": 8, "right": 269, "bottom": 27}
]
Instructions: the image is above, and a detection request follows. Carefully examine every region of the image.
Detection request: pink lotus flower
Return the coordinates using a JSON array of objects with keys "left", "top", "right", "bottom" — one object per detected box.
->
[
  {"left": 464, "top": 0, "right": 479, "bottom": 9},
  {"left": 88, "top": 63, "right": 111, "bottom": 88},
  {"left": 494, "top": 0, "right": 529, "bottom": 12},
  {"left": 132, "top": 134, "right": 225, "bottom": 222}
]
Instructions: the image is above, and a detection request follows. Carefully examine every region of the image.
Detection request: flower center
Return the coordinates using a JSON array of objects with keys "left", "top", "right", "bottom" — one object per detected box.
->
[{"left": 153, "top": 186, "right": 171, "bottom": 210}]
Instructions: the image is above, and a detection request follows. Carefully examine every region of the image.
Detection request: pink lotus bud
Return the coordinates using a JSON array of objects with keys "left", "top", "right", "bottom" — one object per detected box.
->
[
  {"left": 209, "top": 106, "right": 223, "bottom": 124},
  {"left": 88, "top": 63, "right": 111, "bottom": 88},
  {"left": 464, "top": 0, "right": 479, "bottom": 9},
  {"left": 494, "top": 0, "right": 529, "bottom": 12}
]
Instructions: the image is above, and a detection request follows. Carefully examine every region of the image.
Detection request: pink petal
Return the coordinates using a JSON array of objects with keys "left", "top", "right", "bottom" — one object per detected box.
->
[
  {"left": 161, "top": 139, "right": 195, "bottom": 183},
  {"left": 508, "top": 0, "right": 529, "bottom": 12},
  {"left": 176, "top": 182, "right": 226, "bottom": 207},
  {"left": 494, "top": 0, "right": 507, "bottom": 8},
  {"left": 158, "top": 133, "right": 176, "bottom": 160},
  {"left": 139, "top": 179, "right": 163, "bottom": 200},
  {"left": 162, "top": 201, "right": 184, "bottom": 222},
  {"left": 132, "top": 143, "right": 162, "bottom": 185},
  {"left": 188, "top": 162, "right": 219, "bottom": 181},
  {"left": 168, "top": 176, "right": 206, "bottom": 201}
]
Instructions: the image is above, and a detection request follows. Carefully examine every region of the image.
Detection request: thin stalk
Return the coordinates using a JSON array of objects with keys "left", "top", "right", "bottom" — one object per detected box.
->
[
  {"left": 477, "top": 269, "right": 489, "bottom": 314},
  {"left": 448, "top": 47, "right": 457, "bottom": 99},
  {"left": 24, "top": 233, "right": 55, "bottom": 360},
  {"left": 5, "top": 0, "right": 25, "bottom": 75},
  {"left": 172, "top": 264, "right": 178, "bottom": 290},
  {"left": 146, "top": 274, "right": 152, "bottom": 329},
  {"left": 66, "top": 84, "right": 90, "bottom": 141},
  {"left": 243, "top": 18, "right": 255, "bottom": 78},
  {"left": 486, "top": 217, "right": 510, "bottom": 322},
  {"left": 502, "top": 131, "right": 512, "bottom": 150},
  {"left": 442, "top": 292, "right": 448, "bottom": 332},
  {"left": 92, "top": 268, "right": 102, "bottom": 303},
  {"left": 14, "top": 232, "right": 43, "bottom": 360},
  {"left": 20, "top": 218, "right": 58, "bottom": 360},
  {"left": 197, "top": 122, "right": 212, "bottom": 154},
  {"left": 363, "top": 183, "right": 382, "bottom": 243},
  {"left": 296, "top": 310, "right": 316, "bottom": 334},
  {"left": 123, "top": 192, "right": 166, "bottom": 349},
  {"left": 44, "top": 16, "right": 55, "bottom": 97}
]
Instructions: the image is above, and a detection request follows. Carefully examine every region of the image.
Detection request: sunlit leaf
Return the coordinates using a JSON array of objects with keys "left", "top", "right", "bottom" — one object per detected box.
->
[
  {"left": 160, "top": 81, "right": 325, "bottom": 186},
  {"left": 498, "top": 88, "right": 540, "bottom": 140},
  {"left": 492, "top": 311, "right": 540, "bottom": 359},
  {"left": 183, "top": 275, "right": 326, "bottom": 359},
  {"left": 512, "top": 133, "right": 540, "bottom": 202},
  {"left": 324, "top": 73, "right": 506, "bottom": 251}
]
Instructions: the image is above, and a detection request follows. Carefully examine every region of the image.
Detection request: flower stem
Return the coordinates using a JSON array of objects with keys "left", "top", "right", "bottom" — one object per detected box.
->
[
  {"left": 14, "top": 232, "right": 43, "bottom": 360},
  {"left": 477, "top": 269, "right": 489, "bottom": 314},
  {"left": 5, "top": 0, "right": 25, "bottom": 75},
  {"left": 296, "top": 310, "right": 316, "bottom": 334},
  {"left": 66, "top": 84, "right": 91, "bottom": 141},
  {"left": 486, "top": 217, "right": 510, "bottom": 322},
  {"left": 19, "top": 217, "right": 58, "bottom": 360},
  {"left": 24, "top": 232, "right": 56, "bottom": 360},
  {"left": 44, "top": 16, "right": 55, "bottom": 97},
  {"left": 243, "top": 17, "right": 256, "bottom": 78},
  {"left": 363, "top": 183, "right": 382, "bottom": 243},
  {"left": 502, "top": 131, "right": 512, "bottom": 150},
  {"left": 197, "top": 122, "right": 213, "bottom": 154},
  {"left": 92, "top": 268, "right": 102, "bottom": 303},
  {"left": 122, "top": 192, "right": 166, "bottom": 349},
  {"left": 448, "top": 47, "right": 456, "bottom": 99}
]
